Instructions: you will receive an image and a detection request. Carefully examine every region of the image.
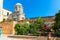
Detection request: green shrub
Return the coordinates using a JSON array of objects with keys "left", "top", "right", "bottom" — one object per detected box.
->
[
  {"left": 14, "top": 16, "right": 44, "bottom": 36},
  {"left": 14, "top": 23, "right": 30, "bottom": 35},
  {"left": 55, "top": 30, "right": 60, "bottom": 37}
]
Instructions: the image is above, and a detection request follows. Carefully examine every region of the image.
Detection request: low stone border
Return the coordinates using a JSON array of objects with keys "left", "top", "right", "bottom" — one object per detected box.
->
[
  {"left": 8, "top": 35, "right": 47, "bottom": 40},
  {"left": 8, "top": 35, "right": 37, "bottom": 39},
  {"left": 8, "top": 35, "right": 60, "bottom": 40}
]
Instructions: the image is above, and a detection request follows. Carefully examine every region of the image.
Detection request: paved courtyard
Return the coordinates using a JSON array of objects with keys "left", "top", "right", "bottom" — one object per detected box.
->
[
  {"left": 0, "top": 34, "right": 22, "bottom": 40},
  {"left": 1, "top": 34, "right": 57, "bottom": 40},
  {"left": 0, "top": 34, "right": 36, "bottom": 40}
]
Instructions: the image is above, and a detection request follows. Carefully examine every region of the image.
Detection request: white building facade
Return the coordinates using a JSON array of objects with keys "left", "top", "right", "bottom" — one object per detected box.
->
[
  {"left": 2, "top": 9, "right": 12, "bottom": 21},
  {"left": 0, "top": 0, "right": 3, "bottom": 22},
  {"left": 0, "top": 0, "right": 12, "bottom": 22}
]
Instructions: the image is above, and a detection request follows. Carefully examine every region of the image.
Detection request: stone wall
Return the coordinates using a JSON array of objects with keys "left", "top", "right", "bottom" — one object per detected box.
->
[
  {"left": 43, "top": 16, "right": 55, "bottom": 22},
  {"left": 0, "top": 21, "right": 13, "bottom": 34},
  {"left": 0, "top": 21, "right": 29, "bottom": 34}
]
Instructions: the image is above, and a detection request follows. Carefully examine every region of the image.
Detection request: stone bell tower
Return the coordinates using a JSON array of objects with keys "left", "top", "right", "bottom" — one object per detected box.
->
[
  {"left": 14, "top": 3, "right": 23, "bottom": 14},
  {"left": 8, "top": 3, "right": 25, "bottom": 21},
  {"left": 0, "top": 0, "right": 3, "bottom": 22},
  {"left": 14, "top": 3, "right": 25, "bottom": 21}
]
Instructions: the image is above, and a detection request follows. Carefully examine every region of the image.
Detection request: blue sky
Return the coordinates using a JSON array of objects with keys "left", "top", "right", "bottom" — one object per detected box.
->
[{"left": 3, "top": 0, "right": 60, "bottom": 18}]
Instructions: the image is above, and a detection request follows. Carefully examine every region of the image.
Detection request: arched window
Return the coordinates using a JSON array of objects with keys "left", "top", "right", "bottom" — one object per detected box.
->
[{"left": 7, "top": 12, "right": 9, "bottom": 16}]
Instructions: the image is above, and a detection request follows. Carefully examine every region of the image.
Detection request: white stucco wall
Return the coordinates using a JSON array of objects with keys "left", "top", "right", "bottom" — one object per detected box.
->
[
  {"left": 0, "top": 0, "right": 3, "bottom": 22},
  {"left": 2, "top": 9, "right": 12, "bottom": 20}
]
